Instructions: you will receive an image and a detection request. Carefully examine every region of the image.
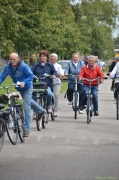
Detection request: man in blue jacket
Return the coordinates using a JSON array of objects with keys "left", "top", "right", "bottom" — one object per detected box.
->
[{"left": 0, "top": 52, "right": 45, "bottom": 137}]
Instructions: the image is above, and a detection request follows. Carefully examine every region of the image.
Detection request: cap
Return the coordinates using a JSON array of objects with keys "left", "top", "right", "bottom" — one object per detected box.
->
[
  {"left": 115, "top": 57, "right": 119, "bottom": 61},
  {"left": 84, "top": 56, "right": 88, "bottom": 59}
]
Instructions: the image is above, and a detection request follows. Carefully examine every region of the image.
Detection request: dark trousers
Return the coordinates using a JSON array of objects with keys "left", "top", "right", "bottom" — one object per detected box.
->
[
  {"left": 67, "top": 82, "right": 84, "bottom": 107},
  {"left": 114, "top": 82, "right": 119, "bottom": 98}
]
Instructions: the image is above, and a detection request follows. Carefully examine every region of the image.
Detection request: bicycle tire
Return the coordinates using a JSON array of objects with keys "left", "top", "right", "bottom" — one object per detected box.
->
[
  {"left": 116, "top": 93, "right": 119, "bottom": 120},
  {"left": 0, "top": 121, "right": 5, "bottom": 151},
  {"left": 51, "top": 112, "right": 55, "bottom": 121},
  {"left": 87, "top": 96, "right": 90, "bottom": 124},
  {"left": 36, "top": 98, "right": 42, "bottom": 131},
  {"left": 74, "top": 92, "right": 77, "bottom": 119},
  {"left": 6, "top": 113, "right": 18, "bottom": 145},
  {"left": 17, "top": 107, "right": 25, "bottom": 142}
]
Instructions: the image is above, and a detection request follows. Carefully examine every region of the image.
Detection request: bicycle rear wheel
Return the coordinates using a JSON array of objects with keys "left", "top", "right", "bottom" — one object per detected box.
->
[
  {"left": 0, "top": 121, "right": 5, "bottom": 151},
  {"left": 36, "top": 98, "right": 42, "bottom": 131},
  {"left": 6, "top": 113, "right": 18, "bottom": 145},
  {"left": 116, "top": 93, "right": 119, "bottom": 120},
  {"left": 17, "top": 107, "right": 25, "bottom": 142}
]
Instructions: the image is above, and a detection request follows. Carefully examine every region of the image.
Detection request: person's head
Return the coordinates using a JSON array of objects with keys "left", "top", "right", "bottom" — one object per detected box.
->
[
  {"left": 95, "top": 56, "right": 98, "bottom": 63},
  {"left": 88, "top": 55, "right": 96, "bottom": 67},
  {"left": 9, "top": 53, "right": 20, "bottom": 69},
  {"left": 83, "top": 56, "right": 88, "bottom": 62},
  {"left": 72, "top": 53, "right": 80, "bottom": 63},
  {"left": 49, "top": 53, "right": 58, "bottom": 64},
  {"left": 115, "top": 57, "right": 119, "bottom": 63},
  {"left": 39, "top": 50, "right": 49, "bottom": 63}
]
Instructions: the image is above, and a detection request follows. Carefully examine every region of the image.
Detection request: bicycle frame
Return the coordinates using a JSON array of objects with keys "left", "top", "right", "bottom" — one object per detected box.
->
[{"left": 82, "top": 78, "right": 99, "bottom": 124}]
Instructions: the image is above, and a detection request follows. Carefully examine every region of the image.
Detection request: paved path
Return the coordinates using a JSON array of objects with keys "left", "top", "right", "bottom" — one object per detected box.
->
[{"left": 0, "top": 78, "right": 119, "bottom": 180}]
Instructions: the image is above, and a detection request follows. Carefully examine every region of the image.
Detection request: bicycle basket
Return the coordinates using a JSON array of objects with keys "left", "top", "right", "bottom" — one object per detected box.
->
[
  {"left": 0, "top": 94, "right": 9, "bottom": 104},
  {"left": 33, "top": 81, "right": 48, "bottom": 89}
]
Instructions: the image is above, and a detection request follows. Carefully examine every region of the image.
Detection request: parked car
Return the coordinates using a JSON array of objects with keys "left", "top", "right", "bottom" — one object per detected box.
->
[
  {"left": 98, "top": 59, "right": 105, "bottom": 70},
  {"left": 57, "top": 60, "right": 70, "bottom": 79}
]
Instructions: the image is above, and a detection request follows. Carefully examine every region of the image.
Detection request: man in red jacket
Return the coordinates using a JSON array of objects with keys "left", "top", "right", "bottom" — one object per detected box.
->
[{"left": 78, "top": 55, "right": 104, "bottom": 116}]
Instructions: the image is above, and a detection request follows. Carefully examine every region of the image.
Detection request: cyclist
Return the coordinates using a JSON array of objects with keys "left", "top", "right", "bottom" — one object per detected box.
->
[
  {"left": 0, "top": 53, "right": 46, "bottom": 137},
  {"left": 31, "top": 50, "right": 57, "bottom": 113},
  {"left": 83, "top": 56, "right": 88, "bottom": 65},
  {"left": 95, "top": 56, "right": 102, "bottom": 70},
  {"left": 107, "top": 57, "right": 116, "bottom": 91},
  {"left": 64, "top": 53, "right": 84, "bottom": 113},
  {"left": 109, "top": 57, "right": 119, "bottom": 99},
  {"left": 78, "top": 55, "right": 104, "bottom": 116},
  {"left": 49, "top": 53, "right": 64, "bottom": 117}
]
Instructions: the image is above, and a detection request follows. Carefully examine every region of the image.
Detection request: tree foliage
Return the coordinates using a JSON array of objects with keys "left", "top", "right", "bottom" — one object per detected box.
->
[{"left": 0, "top": 0, "right": 119, "bottom": 61}]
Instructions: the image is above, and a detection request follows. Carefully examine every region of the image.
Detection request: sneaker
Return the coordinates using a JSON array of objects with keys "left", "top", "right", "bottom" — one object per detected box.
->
[
  {"left": 54, "top": 111, "right": 57, "bottom": 117},
  {"left": 23, "top": 130, "right": 29, "bottom": 137},
  {"left": 79, "top": 109, "right": 83, "bottom": 114},
  {"left": 48, "top": 105, "right": 52, "bottom": 113},
  {"left": 68, "top": 101, "right": 72, "bottom": 105},
  {"left": 37, "top": 110, "right": 46, "bottom": 121},
  {"left": 94, "top": 111, "right": 99, "bottom": 116}
]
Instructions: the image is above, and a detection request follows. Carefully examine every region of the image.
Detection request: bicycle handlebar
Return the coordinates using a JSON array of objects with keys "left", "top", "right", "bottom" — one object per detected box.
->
[
  {"left": 34, "top": 73, "right": 55, "bottom": 80},
  {"left": 81, "top": 78, "right": 100, "bottom": 82},
  {"left": 0, "top": 83, "right": 20, "bottom": 90}
]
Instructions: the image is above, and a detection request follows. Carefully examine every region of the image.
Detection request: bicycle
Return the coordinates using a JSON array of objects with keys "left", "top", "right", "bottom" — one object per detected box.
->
[
  {"left": 0, "top": 103, "right": 10, "bottom": 151},
  {"left": 33, "top": 74, "right": 55, "bottom": 131},
  {"left": 65, "top": 74, "right": 81, "bottom": 119},
  {"left": 81, "top": 78, "right": 99, "bottom": 124},
  {"left": 0, "top": 84, "right": 25, "bottom": 145},
  {"left": 113, "top": 76, "right": 119, "bottom": 120}
]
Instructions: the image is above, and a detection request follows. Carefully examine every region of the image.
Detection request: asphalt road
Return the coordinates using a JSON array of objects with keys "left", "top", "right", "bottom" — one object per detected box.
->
[{"left": 0, "top": 78, "right": 119, "bottom": 180}]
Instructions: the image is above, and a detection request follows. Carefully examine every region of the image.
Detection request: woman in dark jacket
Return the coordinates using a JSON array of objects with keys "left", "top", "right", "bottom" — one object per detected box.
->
[{"left": 31, "top": 50, "right": 57, "bottom": 113}]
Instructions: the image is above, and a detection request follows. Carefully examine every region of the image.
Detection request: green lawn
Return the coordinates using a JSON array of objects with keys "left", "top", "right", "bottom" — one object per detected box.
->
[
  {"left": 0, "top": 77, "right": 17, "bottom": 94},
  {"left": 60, "top": 81, "right": 68, "bottom": 93}
]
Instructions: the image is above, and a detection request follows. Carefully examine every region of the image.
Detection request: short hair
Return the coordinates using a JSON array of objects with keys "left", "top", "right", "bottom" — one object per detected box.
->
[
  {"left": 88, "top": 55, "right": 96, "bottom": 60},
  {"left": 72, "top": 53, "right": 80, "bottom": 58},
  {"left": 39, "top": 50, "right": 49, "bottom": 59},
  {"left": 49, "top": 53, "right": 58, "bottom": 61}
]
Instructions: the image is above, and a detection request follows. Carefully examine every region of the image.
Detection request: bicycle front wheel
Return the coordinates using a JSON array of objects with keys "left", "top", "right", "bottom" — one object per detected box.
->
[
  {"left": 17, "top": 108, "right": 25, "bottom": 142},
  {"left": 116, "top": 93, "right": 119, "bottom": 120},
  {"left": 87, "top": 96, "right": 91, "bottom": 124},
  {"left": 74, "top": 92, "right": 78, "bottom": 119},
  {"left": 6, "top": 113, "right": 18, "bottom": 145},
  {"left": 0, "top": 121, "right": 5, "bottom": 151}
]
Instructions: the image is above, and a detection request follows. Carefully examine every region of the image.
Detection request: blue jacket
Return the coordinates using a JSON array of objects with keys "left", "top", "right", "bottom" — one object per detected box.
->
[
  {"left": 64, "top": 60, "right": 84, "bottom": 82},
  {"left": 0, "top": 61, "right": 34, "bottom": 91},
  {"left": 31, "top": 61, "right": 57, "bottom": 88}
]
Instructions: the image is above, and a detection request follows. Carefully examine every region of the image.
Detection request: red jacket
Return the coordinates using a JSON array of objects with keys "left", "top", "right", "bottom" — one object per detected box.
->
[{"left": 78, "top": 65, "right": 104, "bottom": 85}]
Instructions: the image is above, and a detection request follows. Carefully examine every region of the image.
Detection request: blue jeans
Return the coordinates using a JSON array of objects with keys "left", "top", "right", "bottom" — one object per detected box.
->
[
  {"left": 80, "top": 85, "right": 98, "bottom": 111},
  {"left": 67, "top": 82, "right": 84, "bottom": 107},
  {"left": 47, "top": 87, "right": 53, "bottom": 106},
  {"left": 20, "top": 86, "right": 44, "bottom": 131}
]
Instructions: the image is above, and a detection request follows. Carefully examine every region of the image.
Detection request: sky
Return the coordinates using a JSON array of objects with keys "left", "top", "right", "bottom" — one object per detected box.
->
[{"left": 74, "top": 0, "right": 119, "bottom": 37}]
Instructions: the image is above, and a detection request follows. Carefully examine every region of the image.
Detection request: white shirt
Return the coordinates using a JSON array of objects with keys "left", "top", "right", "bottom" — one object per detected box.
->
[
  {"left": 53, "top": 63, "right": 64, "bottom": 84},
  {"left": 73, "top": 61, "right": 78, "bottom": 67},
  {"left": 110, "top": 62, "right": 119, "bottom": 83}
]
